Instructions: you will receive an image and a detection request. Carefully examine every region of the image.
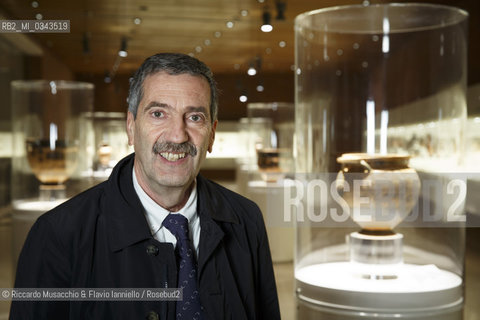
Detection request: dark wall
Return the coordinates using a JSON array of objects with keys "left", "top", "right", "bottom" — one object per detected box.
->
[{"left": 77, "top": 72, "right": 295, "bottom": 121}]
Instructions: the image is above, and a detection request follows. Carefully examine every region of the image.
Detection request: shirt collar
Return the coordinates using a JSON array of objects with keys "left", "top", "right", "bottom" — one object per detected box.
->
[{"left": 132, "top": 168, "right": 197, "bottom": 235}]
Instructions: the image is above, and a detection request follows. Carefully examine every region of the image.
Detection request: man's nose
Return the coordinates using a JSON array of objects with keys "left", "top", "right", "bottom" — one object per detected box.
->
[{"left": 166, "top": 115, "right": 189, "bottom": 143}]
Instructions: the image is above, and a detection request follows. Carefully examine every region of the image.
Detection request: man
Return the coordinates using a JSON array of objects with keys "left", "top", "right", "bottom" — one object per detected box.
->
[{"left": 10, "top": 53, "right": 281, "bottom": 319}]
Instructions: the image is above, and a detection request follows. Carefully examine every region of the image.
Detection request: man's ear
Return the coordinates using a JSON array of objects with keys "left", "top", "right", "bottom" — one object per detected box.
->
[
  {"left": 207, "top": 120, "right": 218, "bottom": 153},
  {"left": 126, "top": 111, "right": 135, "bottom": 146}
]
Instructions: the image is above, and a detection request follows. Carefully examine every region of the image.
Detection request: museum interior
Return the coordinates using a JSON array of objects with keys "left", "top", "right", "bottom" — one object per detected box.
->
[{"left": 0, "top": 0, "right": 479, "bottom": 319}]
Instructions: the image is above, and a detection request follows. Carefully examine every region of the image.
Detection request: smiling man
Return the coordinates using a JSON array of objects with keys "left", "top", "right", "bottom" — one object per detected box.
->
[
  {"left": 128, "top": 71, "right": 215, "bottom": 211},
  {"left": 10, "top": 53, "right": 281, "bottom": 320}
]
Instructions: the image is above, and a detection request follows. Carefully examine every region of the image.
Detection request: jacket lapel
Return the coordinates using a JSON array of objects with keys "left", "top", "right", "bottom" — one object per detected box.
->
[
  {"left": 196, "top": 175, "right": 239, "bottom": 276},
  {"left": 103, "top": 157, "right": 238, "bottom": 265},
  {"left": 197, "top": 217, "right": 224, "bottom": 277},
  {"left": 104, "top": 154, "right": 153, "bottom": 252}
]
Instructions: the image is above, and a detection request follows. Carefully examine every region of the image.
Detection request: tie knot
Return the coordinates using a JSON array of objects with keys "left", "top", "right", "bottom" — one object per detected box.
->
[{"left": 162, "top": 214, "right": 190, "bottom": 240}]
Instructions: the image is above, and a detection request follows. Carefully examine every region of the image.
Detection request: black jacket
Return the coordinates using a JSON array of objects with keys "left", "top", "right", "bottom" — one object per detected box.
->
[{"left": 10, "top": 154, "right": 281, "bottom": 319}]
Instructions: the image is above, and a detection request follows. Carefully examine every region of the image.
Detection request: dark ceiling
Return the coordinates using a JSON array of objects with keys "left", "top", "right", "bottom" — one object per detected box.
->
[{"left": 0, "top": 0, "right": 479, "bottom": 84}]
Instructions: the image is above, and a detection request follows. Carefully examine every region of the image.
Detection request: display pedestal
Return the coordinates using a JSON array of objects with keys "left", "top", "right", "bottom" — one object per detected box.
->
[
  {"left": 247, "top": 180, "right": 294, "bottom": 262},
  {"left": 295, "top": 245, "right": 463, "bottom": 320},
  {"left": 39, "top": 184, "right": 66, "bottom": 201}
]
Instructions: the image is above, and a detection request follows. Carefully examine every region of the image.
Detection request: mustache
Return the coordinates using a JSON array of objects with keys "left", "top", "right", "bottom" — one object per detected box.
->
[{"left": 152, "top": 141, "right": 197, "bottom": 157}]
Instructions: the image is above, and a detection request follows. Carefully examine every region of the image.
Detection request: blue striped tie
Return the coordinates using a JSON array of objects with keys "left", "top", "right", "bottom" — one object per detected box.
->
[{"left": 162, "top": 214, "right": 204, "bottom": 320}]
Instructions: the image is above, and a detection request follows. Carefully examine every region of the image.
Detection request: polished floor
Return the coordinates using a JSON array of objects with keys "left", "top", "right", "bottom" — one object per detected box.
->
[{"left": 0, "top": 208, "right": 479, "bottom": 320}]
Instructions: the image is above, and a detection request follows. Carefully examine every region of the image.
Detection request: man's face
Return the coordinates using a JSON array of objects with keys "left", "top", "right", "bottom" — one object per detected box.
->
[{"left": 127, "top": 72, "right": 217, "bottom": 191}]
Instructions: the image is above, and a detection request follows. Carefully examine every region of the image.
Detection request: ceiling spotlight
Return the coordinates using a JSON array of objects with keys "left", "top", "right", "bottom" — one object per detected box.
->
[
  {"left": 82, "top": 32, "right": 90, "bottom": 54},
  {"left": 261, "top": 11, "right": 273, "bottom": 32},
  {"left": 240, "top": 9, "right": 249, "bottom": 17},
  {"left": 104, "top": 71, "right": 111, "bottom": 83},
  {"left": 226, "top": 21, "right": 234, "bottom": 29},
  {"left": 31, "top": 1, "right": 39, "bottom": 8},
  {"left": 247, "top": 65, "right": 257, "bottom": 76},
  {"left": 248, "top": 56, "right": 262, "bottom": 76},
  {"left": 133, "top": 17, "right": 142, "bottom": 25},
  {"left": 118, "top": 37, "right": 128, "bottom": 57},
  {"left": 275, "top": 1, "right": 286, "bottom": 20},
  {"left": 256, "top": 83, "right": 264, "bottom": 92},
  {"left": 214, "top": 31, "right": 222, "bottom": 38},
  {"left": 35, "top": 13, "right": 43, "bottom": 20},
  {"left": 239, "top": 93, "right": 248, "bottom": 103}
]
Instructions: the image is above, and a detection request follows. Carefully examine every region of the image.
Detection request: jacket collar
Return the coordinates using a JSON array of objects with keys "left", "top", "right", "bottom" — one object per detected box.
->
[
  {"left": 104, "top": 153, "right": 152, "bottom": 252},
  {"left": 196, "top": 175, "right": 239, "bottom": 225},
  {"left": 195, "top": 175, "right": 239, "bottom": 276},
  {"left": 105, "top": 154, "right": 239, "bottom": 252}
]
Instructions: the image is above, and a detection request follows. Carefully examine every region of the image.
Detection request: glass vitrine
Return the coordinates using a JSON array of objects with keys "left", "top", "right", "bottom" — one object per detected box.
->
[
  {"left": 11, "top": 80, "right": 94, "bottom": 268},
  {"left": 294, "top": 4, "right": 468, "bottom": 319}
]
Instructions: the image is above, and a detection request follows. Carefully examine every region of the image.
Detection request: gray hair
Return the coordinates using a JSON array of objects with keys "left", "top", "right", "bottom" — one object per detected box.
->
[{"left": 127, "top": 53, "right": 218, "bottom": 122}]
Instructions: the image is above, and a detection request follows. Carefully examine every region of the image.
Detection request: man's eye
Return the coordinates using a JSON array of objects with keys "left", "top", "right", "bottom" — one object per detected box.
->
[
  {"left": 152, "top": 111, "right": 163, "bottom": 118},
  {"left": 190, "top": 114, "right": 203, "bottom": 122}
]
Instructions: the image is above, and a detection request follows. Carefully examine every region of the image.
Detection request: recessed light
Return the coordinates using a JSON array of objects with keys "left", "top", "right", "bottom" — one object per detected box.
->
[
  {"left": 261, "top": 12, "right": 273, "bottom": 32},
  {"left": 261, "top": 24, "right": 273, "bottom": 32}
]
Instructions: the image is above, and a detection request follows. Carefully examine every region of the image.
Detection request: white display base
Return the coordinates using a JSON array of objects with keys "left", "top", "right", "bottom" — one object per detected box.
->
[
  {"left": 296, "top": 261, "right": 462, "bottom": 319},
  {"left": 247, "top": 180, "right": 294, "bottom": 262}
]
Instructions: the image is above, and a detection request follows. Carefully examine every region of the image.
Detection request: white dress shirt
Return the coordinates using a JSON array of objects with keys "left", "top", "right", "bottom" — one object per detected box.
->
[{"left": 132, "top": 169, "right": 201, "bottom": 258}]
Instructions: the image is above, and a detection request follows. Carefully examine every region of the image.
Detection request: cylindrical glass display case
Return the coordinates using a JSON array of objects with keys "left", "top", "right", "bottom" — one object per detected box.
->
[
  {"left": 86, "top": 112, "right": 131, "bottom": 181},
  {"left": 11, "top": 80, "right": 94, "bottom": 268},
  {"left": 247, "top": 102, "right": 295, "bottom": 182},
  {"left": 245, "top": 102, "right": 295, "bottom": 262},
  {"left": 294, "top": 4, "right": 468, "bottom": 319}
]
